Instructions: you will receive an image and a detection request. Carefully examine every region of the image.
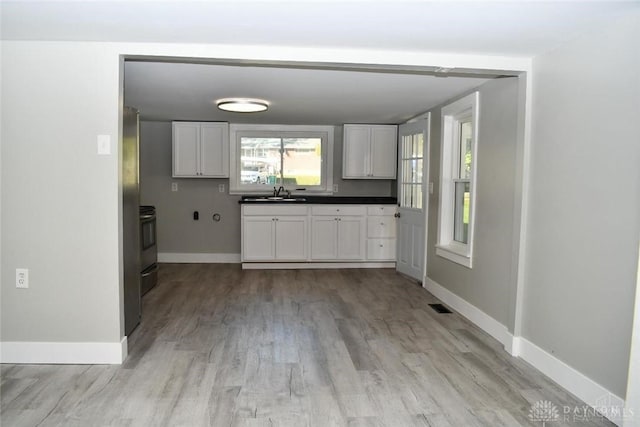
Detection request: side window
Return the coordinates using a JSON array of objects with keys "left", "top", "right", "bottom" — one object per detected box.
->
[{"left": 436, "top": 92, "right": 479, "bottom": 268}]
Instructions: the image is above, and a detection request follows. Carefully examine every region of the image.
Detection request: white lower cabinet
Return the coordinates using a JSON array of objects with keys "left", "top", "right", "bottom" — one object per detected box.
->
[
  {"left": 242, "top": 203, "right": 396, "bottom": 265},
  {"left": 311, "top": 215, "right": 365, "bottom": 260},
  {"left": 274, "top": 217, "right": 307, "bottom": 260},
  {"left": 365, "top": 206, "right": 397, "bottom": 261},
  {"left": 242, "top": 206, "right": 308, "bottom": 262},
  {"left": 310, "top": 205, "right": 365, "bottom": 261},
  {"left": 242, "top": 216, "right": 275, "bottom": 260}
]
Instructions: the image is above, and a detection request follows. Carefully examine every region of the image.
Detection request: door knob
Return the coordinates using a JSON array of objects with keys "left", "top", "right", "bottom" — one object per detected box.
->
[{"left": 394, "top": 212, "right": 401, "bottom": 218}]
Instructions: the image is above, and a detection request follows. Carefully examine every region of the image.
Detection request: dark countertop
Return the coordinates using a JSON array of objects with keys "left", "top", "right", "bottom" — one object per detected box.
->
[{"left": 240, "top": 195, "right": 397, "bottom": 205}]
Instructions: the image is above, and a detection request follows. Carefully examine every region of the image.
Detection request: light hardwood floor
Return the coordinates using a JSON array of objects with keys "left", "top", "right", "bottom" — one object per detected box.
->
[{"left": 1, "top": 264, "right": 613, "bottom": 426}]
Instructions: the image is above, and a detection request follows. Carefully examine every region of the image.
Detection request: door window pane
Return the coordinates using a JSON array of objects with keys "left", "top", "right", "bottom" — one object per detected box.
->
[{"left": 400, "top": 132, "right": 424, "bottom": 210}]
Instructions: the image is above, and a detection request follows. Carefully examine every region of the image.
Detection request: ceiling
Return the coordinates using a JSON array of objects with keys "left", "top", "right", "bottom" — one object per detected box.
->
[
  {"left": 5, "top": 1, "right": 637, "bottom": 125},
  {"left": 123, "top": 61, "right": 493, "bottom": 124}
]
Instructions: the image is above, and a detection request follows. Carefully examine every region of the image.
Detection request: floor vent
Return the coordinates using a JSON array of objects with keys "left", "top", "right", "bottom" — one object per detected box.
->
[{"left": 429, "top": 303, "right": 452, "bottom": 314}]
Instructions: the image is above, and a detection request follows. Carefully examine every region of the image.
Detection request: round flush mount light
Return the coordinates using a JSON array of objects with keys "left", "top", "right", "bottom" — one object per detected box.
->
[{"left": 216, "top": 98, "right": 269, "bottom": 113}]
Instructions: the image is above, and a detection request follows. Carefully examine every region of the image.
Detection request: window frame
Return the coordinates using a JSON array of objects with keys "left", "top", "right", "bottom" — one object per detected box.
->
[
  {"left": 229, "top": 124, "right": 334, "bottom": 194},
  {"left": 436, "top": 91, "right": 479, "bottom": 268}
]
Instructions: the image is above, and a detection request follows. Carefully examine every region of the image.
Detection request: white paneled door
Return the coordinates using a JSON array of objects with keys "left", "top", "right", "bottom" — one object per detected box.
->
[{"left": 396, "top": 116, "right": 430, "bottom": 281}]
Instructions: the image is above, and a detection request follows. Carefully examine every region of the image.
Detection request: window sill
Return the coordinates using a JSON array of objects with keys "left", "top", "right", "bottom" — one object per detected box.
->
[{"left": 435, "top": 245, "right": 473, "bottom": 268}]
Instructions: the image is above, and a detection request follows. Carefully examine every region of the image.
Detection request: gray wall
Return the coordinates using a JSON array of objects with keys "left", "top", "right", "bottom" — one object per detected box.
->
[
  {"left": 139, "top": 122, "right": 394, "bottom": 255},
  {"left": 523, "top": 11, "right": 640, "bottom": 397},
  {"left": 140, "top": 121, "right": 241, "bottom": 254},
  {"left": 1, "top": 42, "right": 122, "bottom": 343},
  {"left": 427, "top": 77, "right": 520, "bottom": 327}
]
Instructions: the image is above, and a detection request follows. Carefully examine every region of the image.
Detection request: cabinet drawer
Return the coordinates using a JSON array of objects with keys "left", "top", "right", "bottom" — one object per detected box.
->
[
  {"left": 367, "top": 217, "right": 396, "bottom": 238},
  {"left": 367, "top": 239, "right": 396, "bottom": 260},
  {"left": 311, "top": 205, "right": 366, "bottom": 216},
  {"left": 243, "top": 205, "right": 308, "bottom": 216},
  {"left": 366, "top": 205, "right": 397, "bottom": 216}
]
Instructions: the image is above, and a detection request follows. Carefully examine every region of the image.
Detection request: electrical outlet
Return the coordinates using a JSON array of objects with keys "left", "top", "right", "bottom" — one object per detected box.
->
[
  {"left": 171, "top": 182, "right": 178, "bottom": 192},
  {"left": 218, "top": 184, "right": 225, "bottom": 193},
  {"left": 16, "top": 268, "right": 28, "bottom": 289},
  {"left": 333, "top": 184, "right": 339, "bottom": 193}
]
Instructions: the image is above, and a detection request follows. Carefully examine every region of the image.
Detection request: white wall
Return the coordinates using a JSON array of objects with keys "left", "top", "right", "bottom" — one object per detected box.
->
[{"left": 524, "top": 11, "right": 640, "bottom": 398}]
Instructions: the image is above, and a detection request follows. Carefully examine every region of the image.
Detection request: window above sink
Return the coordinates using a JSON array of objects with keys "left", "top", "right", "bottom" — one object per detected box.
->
[{"left": 229, "top": 124, "right": 334, "bottom": 195}]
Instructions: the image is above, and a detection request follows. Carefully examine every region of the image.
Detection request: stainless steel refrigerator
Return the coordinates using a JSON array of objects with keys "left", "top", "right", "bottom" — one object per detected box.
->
[{"left": 122, "top": 106, "right": 141, "bottom": 336}]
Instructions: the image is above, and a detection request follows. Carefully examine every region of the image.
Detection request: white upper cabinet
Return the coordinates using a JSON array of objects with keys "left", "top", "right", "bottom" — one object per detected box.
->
[
  {"left": 342, "top": 124, "right": 398, "bottom": 179},
  {"left": 172, "top": 121, "right": 229, "bottom": 178}
]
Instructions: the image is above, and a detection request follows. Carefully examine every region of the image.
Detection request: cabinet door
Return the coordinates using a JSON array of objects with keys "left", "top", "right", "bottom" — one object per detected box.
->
[
  {"left": 310, "top": 217, "right": 338, "bottom": 260},
  {"left": 274, "top": 216, "right": 308, "bottom": 261},
  {"left": 337, "top": 217, "right": 365, "bottom": 260},
  {"left": 173, "top": 122, "right": 200, "bottom": 177},
  {"left": 200, "top": 123, "right": 229, "bottom": 177},
  {"left": 242, "top": 217, "right": 274, "bottom": 261},
  {"left": 370, "top": 126, "right": 398, "bottom": 178},
  {"left": 343, "top": 125, "right": 371, "bottom": 178}
]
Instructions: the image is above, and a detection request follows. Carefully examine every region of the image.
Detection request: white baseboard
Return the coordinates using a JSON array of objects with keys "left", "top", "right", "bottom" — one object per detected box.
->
[
  {"left": 0, "top": 337, "right": 128, "bottom": 364},
  {"left": 242, "top": 262, "right": 396, "bottom": 270},
  {"left": 424, "top": 277, "right": 513, "bottom": 350},
  {"left": 158, "top": 252, "right": 241, "bottom": 263},
  {"left": 424, "top": 276, "right": 625, "bottom": 426},
  {"left": 517, "top": 337, "right": 626, "bottom": 426}
]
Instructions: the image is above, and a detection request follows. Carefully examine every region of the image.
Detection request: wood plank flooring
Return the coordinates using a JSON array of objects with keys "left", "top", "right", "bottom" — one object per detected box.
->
[{"left": 1, "top": 264, "right": 614, "bottom": 426}]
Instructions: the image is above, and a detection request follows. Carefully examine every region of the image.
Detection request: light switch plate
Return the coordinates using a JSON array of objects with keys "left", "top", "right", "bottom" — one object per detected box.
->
[{"left": 97, "top": 135, "right": 111, "bottom": 155}]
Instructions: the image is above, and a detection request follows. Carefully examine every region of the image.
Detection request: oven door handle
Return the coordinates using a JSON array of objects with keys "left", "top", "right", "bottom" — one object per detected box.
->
[
  {"left": 140, "top": 214, "right": 155, "bottom": 221},
  {"left": 141, "top": 264, "right": 159, "bottom": 277}
]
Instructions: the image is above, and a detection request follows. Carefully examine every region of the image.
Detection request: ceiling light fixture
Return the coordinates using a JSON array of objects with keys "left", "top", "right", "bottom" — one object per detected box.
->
[{"left": 216, "top": 98, "right": 269, "bottom": 113}]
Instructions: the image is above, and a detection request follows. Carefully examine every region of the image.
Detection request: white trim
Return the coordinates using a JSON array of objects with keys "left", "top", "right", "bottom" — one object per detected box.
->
[
  {"left": 424, "top": 276, "right": 626, "bottom": 426},
  {"left": 509, "top": 72, "right": 532, "bottom": 344},
  {"left": 424, "top": 277, "right": 512, "bottom": 349},
  {"left": 435, "top": 245, "right": 472, "bottom": 268},
  {"left": 158, "top": 252, "right": 241, "bottom": 263},
  {"left": 0, "top": 337, "right": 128, "bottom": 365},
  {"left": 242, "top": 262, "right": 395, "bottom": 270},
  {"left": 518, "top": 337, "right": 626, "bottom": 426}
]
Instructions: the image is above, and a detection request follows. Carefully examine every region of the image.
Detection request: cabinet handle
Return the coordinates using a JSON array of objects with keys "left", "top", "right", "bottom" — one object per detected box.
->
[
  {"left": 379, "top": 244, "right": 383, "bottom": 247},
  {"left": 380, "top": 222, "right": 384, "bottom": 226}
]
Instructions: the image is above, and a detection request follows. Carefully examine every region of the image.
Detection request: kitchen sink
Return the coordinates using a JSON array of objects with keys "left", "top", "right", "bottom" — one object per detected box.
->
[{"left": 243, "top": 196, "right": 307, "bottom": 202}]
